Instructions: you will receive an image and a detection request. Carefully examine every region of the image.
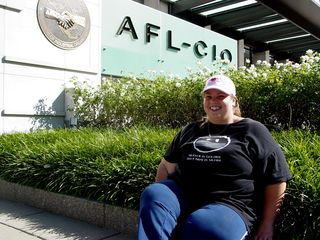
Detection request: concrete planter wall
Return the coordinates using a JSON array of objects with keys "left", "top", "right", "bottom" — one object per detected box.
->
[{"left": 0, "top": 180, "right": 138, "bottom": 236}]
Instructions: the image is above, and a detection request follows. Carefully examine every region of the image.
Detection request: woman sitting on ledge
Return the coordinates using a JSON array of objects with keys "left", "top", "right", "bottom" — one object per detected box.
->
[{"left": 138, "top": 75, "right": 292, "bottom": 240}]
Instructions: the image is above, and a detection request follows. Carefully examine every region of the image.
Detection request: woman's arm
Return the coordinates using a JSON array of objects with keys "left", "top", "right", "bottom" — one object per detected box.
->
[
  {"left": 155, "top": 159, "right": 177, "bottom": 182},
  {"left": 254, "top": 181, "right": 287, "bottom": 240}
]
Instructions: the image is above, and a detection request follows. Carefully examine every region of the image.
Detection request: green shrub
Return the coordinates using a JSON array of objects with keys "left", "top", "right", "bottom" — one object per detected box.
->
[
  {"left": 69, "top": 50, "right": 320, "bottom": 131},
  {"left": 70, "top": 75, "right": 205, "bottom": 128},
  {"left": 273, "top": 130, "right": 320, "bottom": 239},
  {"left": 228, "top": 50, "right": 320, "bottom": 131},
  {"left": 0, "top": 127, "right": 177, "bottom": 208}
]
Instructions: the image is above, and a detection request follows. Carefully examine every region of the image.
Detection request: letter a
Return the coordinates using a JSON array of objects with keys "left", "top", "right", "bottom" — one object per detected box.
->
[{"left": 116, "top": 16, "right": 138, "bottom": 40}]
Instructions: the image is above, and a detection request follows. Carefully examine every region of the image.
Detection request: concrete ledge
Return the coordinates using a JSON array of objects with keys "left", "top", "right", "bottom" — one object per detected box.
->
[
  {"left": 2, "top": 56, "right": 99, "bottom": 75},
  {"left": 0, "top": 180, "right": 138, "bottom": 236}
]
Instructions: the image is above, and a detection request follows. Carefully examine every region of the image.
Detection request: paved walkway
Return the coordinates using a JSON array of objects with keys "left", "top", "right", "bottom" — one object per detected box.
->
[{"left": 0, "top": 198, "right": 135, "bottom": 240}]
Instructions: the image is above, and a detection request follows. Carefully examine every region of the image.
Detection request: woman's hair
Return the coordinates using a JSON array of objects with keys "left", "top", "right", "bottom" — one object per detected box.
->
[{"left": 234, "top": 98, "right": 241, "bottom": 117}]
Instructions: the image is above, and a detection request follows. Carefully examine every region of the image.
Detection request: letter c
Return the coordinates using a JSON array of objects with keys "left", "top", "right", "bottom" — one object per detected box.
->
[{"left": 194, "top": 41, "right": 207, "bottom": 58}]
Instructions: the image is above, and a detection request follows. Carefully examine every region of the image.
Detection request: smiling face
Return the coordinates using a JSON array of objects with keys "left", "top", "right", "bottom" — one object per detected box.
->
[{"left": 203, "top": 89, "right": 237, "bottom": 124}]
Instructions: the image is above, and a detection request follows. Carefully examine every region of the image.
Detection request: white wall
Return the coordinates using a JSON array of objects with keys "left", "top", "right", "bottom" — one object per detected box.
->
[{"left": 0, "top": 0, "right": 101, "bottom": 133}]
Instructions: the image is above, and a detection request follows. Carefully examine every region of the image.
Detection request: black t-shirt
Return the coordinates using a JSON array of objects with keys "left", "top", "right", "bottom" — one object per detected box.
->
[{"left": 164, "top": 118, "right": 292, "bottom": 230}]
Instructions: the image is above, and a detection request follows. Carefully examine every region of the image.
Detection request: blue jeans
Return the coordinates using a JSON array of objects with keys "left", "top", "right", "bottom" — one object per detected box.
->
[{"left": 138, "top": 180, "right": 248, "bottom": 240}]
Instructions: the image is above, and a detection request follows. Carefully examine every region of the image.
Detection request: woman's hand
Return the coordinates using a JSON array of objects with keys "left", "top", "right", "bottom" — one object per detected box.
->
[
  {"left": 155, "top": 159, "right": 177, "bottom": 182},
  {"left": 254, "top": 182, "right": 287, "bottom": 240},
  {"left": 254, "top": 221, "right": 274, "bottom": 240}
]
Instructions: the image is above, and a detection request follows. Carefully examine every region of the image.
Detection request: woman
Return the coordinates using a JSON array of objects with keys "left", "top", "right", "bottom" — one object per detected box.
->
[{"left": 138, "top": 75, "right": 292, "bottom": 240}]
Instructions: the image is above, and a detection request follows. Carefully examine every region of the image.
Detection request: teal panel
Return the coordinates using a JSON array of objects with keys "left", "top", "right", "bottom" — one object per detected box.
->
[
  {"left": 101, "top": 0, "right": 237, "bottom": 77},
  {"left": 101, "top": 46, "right": 159, "bottom": 76}
]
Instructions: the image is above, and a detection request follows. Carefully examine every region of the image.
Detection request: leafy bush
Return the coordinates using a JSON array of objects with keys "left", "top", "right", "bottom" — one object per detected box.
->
[
  {"left": 69, "top": 75, "right": 205, "bottom": 128},
  {"left": 273, "top": 130, "right": 320, "bottom": 239},
  {"left": 0, "top": 128, "right": 319, "bottom": 239},
  {"left": 69, "top": 50, "right": 320, "bottom": 131},
  {"left": 228, "top": 50, "right": 320, "bottom": 131},
  {"left": 0, "top": 127, "right": 177, "bottom": 208}
]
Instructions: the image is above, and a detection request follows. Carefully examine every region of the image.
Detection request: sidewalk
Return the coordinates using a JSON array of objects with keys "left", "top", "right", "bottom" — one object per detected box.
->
[{"left": 0, "top": 198, "right": 135, "bottom": 240}]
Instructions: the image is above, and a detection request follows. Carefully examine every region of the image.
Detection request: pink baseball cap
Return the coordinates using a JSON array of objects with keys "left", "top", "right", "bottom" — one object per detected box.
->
[{"left": 202, "top": 75, "right": 236, "bottom": 96}]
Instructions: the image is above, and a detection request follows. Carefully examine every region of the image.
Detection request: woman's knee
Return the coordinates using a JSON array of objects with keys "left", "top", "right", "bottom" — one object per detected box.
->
[
  {"left": 140, "top": 183, "right": 161, "bottom": 204},
  {"left": 140, "top": 180, "right": 184, "bottom": 213},
  {"left": 180, "top": 204, "right": 248, "bottom": 240},
  {"left": 141, "top": 180, "right": 175, "bottom": 203}
]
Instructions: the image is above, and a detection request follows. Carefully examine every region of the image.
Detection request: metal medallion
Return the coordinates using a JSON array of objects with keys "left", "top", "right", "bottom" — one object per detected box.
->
[{"left": 37, "top": 0, "right": 91, "bottom": 50}]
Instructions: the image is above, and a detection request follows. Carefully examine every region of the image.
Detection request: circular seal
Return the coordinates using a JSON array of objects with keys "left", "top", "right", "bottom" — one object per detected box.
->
[{"left": 37, "top": 0, "right": 90, "bottom": 50}]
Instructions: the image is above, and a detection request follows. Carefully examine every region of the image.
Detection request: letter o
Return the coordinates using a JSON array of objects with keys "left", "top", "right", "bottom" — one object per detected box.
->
[{"left": 220, "top": 49, "right": 232, "bottom": 62}]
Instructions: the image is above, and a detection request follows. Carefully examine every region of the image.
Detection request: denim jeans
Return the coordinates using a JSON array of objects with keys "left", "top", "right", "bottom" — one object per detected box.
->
[{"left": 138, "top": 180, "right": 248, "bottom": 240}]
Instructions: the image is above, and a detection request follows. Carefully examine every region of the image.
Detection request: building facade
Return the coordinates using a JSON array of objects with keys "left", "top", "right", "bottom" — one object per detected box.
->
[{"left": 0, "top": 0, "right": 280, "bottom": 133}]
